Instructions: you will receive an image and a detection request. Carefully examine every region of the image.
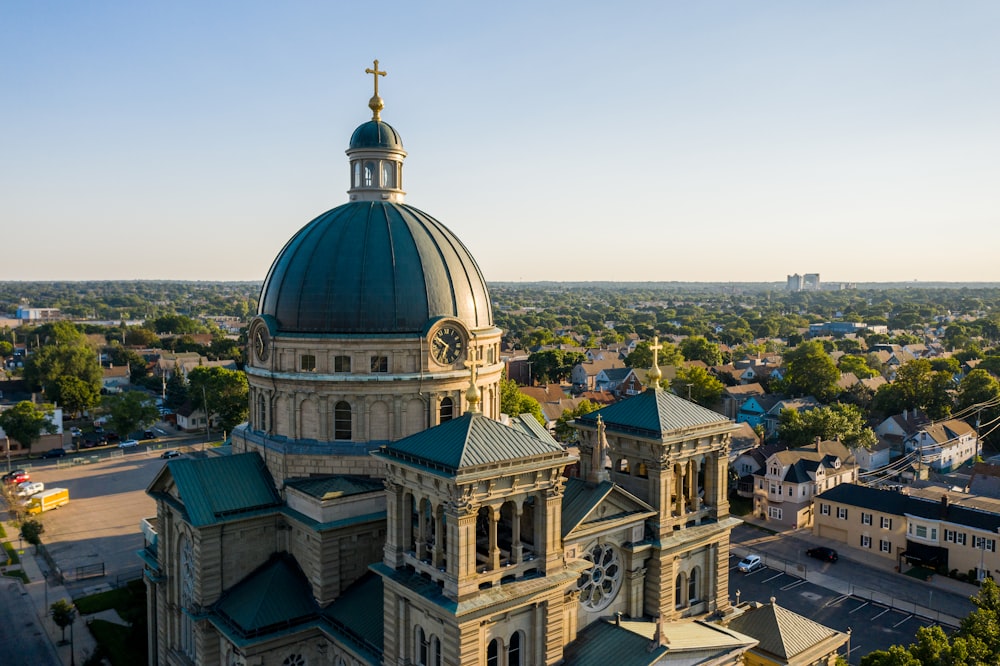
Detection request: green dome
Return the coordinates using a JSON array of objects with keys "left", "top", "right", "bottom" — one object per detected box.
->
[
  {"left": 258, "top": 201, "right": 493, "bottom": 334},
  {"left": 349, "top": 120, "right": 404, "bottom": 151}
]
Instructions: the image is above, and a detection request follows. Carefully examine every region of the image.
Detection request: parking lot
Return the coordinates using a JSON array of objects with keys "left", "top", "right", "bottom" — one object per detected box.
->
[
  {"left": 12, "top": 447, "right": 174, "bottom": 593},
  {"left": 729, "top": 554, "right": 941, "bottom": 664}
]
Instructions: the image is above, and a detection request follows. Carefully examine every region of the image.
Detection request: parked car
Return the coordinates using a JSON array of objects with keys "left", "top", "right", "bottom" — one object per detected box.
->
[
  {"left": 82, "top": 433, "right": 106, "bottom": 448},
  {"left": 16, "top": 481, "right": 44, "bottom": 497},
  {"left": 119, "top": 439, "right": 139, "bottom": 448},
  {"left": 70, "top": 427, "right": 83, "bottom": 437},
  {"left": 737, "top": 554, "right": 763, "bottom": 573},
  {"left": 2, "top": 470, "right": 30, "bottom": 485},
  {"left": 806, "top": 547, "right": 839, "bottom": 562},
  {"left": 105, "top": 432, "right": 121, "bottom": 443},
  {"left": 142, "top": 430, "right": 156, "bottom": 440},
  {"left": 40, "top": 448, "right": 66, "bottom": 459},
  {"left": 160, "top": 450, "right": 180, "bottom": 459}
]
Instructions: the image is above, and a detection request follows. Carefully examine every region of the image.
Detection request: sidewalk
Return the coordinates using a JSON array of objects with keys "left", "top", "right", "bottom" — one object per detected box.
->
[
  {"left": 735, "top": 515, "right": 977, "bottom": 625},
  {"left": 2, "top": 516, "right": 101, "bottom": 665}
]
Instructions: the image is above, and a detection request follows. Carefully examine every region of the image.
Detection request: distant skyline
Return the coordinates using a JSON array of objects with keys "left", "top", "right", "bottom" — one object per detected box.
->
[{"left": 3, "top": 2, "right": 998, "bottom": 283}]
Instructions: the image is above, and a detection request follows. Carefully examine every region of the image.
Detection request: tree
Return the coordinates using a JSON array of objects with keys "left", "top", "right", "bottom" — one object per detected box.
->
[
  {"left": 103, "top": 391, "right": 159, "bottom": 437},
  {"left": 778, "top": 403, "right": 877, "bottom": 449},
  {"left": 679, "top": 336, "right": 723, "bottom": 367},
  {"left": 499, "top": 376, "right": 545, "bottom": 426},
  {"left": 783, "top": 341, "right": 840, "bottom": 402},
  {"left": 526, "top": 350, "right": 585, "bottom": 385},
  {"left": 54, "top": 375, "right": 100, "bottom": 417},
  {"left": 671, "top": 366, "right": 724, "bottom": 407},
  {"left": 872, "top": 359, "right": 954, "bottom": 420},
  {"left": 0, "top": 400, "right": 57, "bottom": 450},
  {"left": 0, "top": 340, "right": 13, "bottom": 357},
  {"left": 838, "top": 354, "right": 878, "bottom": 379},
  {"left": 20, "top": 518, "right": 44, "bottom": 554},
  {"left": 554, "top": 400, "right": 597, "bottom": 443},
  {"left": 164, "top": 369, "right": 189, "bottom": 410},
  {"left": 625, "top": 340, "right": 682, "bottom": 370},
  {"left": 957, "top": 369, "right": 1000, "bottom": 445},
  {"left": 50, "top": 599, "right": 76, "bottom": 643},
  {"left": 188, "top": 366, "right": 250, "bottom": 434},
  {"left": 22, "top": 322, "right": 103, "bottom": 405}
]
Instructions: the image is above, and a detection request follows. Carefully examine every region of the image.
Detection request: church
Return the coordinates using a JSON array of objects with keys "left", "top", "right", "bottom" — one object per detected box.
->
[{"left": 139, "top": 62, "right": 759, "bottom": 666}]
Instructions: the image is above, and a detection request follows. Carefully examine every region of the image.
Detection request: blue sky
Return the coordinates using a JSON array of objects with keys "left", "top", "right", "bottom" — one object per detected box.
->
[{"left": 2, "top": 2, "right": 998, "bottom": 283}]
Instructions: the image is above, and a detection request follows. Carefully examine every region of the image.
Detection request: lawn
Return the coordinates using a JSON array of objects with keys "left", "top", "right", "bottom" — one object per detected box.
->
[{"left": 77, "top": 580, "right": 147, "bottom": 665}]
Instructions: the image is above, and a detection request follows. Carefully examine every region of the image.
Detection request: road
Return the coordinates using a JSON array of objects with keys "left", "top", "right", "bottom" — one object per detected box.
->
[{"left": 0, "top": 578, "right": 61, "bottom": 664}]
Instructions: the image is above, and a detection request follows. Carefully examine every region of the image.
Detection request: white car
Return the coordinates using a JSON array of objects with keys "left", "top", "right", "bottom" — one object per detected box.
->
[
  {"left": 737, "top": 555, "right": 763, "bottom": 573},
  {"left": 16, "top": 481, "right": 45, "bottom": 497},
  {"left": 119, "top": 439, "right": 140, "bottom": 448}
]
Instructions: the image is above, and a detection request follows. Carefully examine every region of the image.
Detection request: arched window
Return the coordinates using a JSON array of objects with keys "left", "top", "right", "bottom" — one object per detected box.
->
[
  {"left": 363, "top": 161, "right": 375, "bottom": 187},
  {"left": 430, "top": 635, "right": 442, "bottom": 666},
  {"left": 381, "top": 161, "right": 395, "bottom": 188},
  {"left": 334, "top": 401, "right": 351, "bottom": 440},
  {"left": 440, "top": 397, "right": 454, "bottom": 423},
  {"left": 416, "top": 626, "right": 429, "bottom": 665},
  {"left": 675, "top": 572, "right": 686, "bottom": 608},
  {"left": 509, "top": 631, "right": 523, "bottom": 666},
  {"left": 637, "top": 461, "right": 648, "bottom": 478},
  {"left": 689, "top": 566, "right": 700, "bottom": 602},
  {"left": 353, "top": 162, "right": 361, "bottom": 187},
  {"left": 618, "top": 458, "right": 630, "bottom": 474},
  {"left": 487, "top": 638, "right": 501, "bottom": 666},
  {"left": 282, "top": 655, "right": 305, "bottom": 666}
]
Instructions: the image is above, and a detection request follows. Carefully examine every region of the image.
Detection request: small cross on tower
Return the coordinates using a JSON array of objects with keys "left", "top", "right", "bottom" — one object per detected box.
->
[
  {"left": 646, "top": 335, "right": 664, "bottom": 390},
  {"left": 365, "top": 59, "right": 387, "bottom": 120}
]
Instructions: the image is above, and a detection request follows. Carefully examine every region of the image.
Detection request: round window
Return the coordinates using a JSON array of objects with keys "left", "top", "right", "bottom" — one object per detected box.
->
[{"left": 576, "top": 543, "right": 623, "bottom": 611}]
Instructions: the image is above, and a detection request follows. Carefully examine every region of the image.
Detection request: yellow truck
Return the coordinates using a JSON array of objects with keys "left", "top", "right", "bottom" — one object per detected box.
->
[{"left": 25, "top": 488, "right": 70, "bottom": 514}]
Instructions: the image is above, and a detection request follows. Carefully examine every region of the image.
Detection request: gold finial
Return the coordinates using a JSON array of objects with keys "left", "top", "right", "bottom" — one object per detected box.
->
[
  {"left": 464, "top": 355, "right": 484, "bottom": 413},
  {"left": 646, "top": 336, "right": 663, "bottom": 389},
  {"left": 365, "top": 59, "right": 387, "bottom": 121}
]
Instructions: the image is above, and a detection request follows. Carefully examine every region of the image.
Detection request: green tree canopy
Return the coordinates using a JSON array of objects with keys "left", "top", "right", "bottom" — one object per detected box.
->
[
  {"left": 838, "top": 354, "right": 878, "bottom": 379},
  {"left": 778, "top": 403, "right": 877, "bottom": 449},
  {"left": 554, "top": 400, "right": 597, "bottom": 443},
  {"left": 102, "top": 391, "right": 159, "bottom": 437},
  {"left": 670, "top": 365, "right": 724, "bottom": 407},
  {"left": 499, "top": 376, "right": 545, "bottom": 426},
  {"left": 625, "top": 340, "right": 682, "bottom": 370},
  {"left": 526, "top": 350, "right": 585, "bottom": 385},
  {"left": 0, "top": 400, "right": 57, "bottom": 449},
  {"left": 54, "top": 376, "right": 100, "bottom": 418},
  {"left": 20, "top": 518, "right": 45, "bottom": 553},
  {"left": 679, "top": 336, "right": 723, "bottom": 367},
  {"left": 49, "top": 599, "right": 76, "bottom": 642},
  {"left": 872, "top": 359, "right": 954, "bottom": 420},
  {"left": 22, "top": 321, "right": 102, "bottom": 404},
  {"left": 783, "top": 340, "right": 841, "bottom": 402},
  {"left": 187, "top": 366, "right": 249, "bottom": 433}
]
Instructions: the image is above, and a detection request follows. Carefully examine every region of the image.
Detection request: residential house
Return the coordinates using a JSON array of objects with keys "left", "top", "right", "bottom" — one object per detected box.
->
[
  {"left": 903, "top": 418, "right": 978, "bottom": 474},
  {"left": 762, "top": 396, "right": 822, "bottom": 439},
  {"left": 733, "top": 442, "right": 789, "bottom": 496},
  {"left": 752, "top": 439, "right": 857, "bottom": 529},
  {"left": 724, "top": 599, "right": 849, "bottom": 666},
  {"left": 571, "top": 357, "right": 626, "bottom": 391},
  {"left": 595, "top": 367, "right": 642, "bottom": 397},
  {"left": 851, "top": 435, "right": 894, "bottom": 473},
  {"left": 102, "top": 365, "right": 131, "bottom": 393},
  {"left": 721, "top": 383, "right": 766, "bottom": 421},
  {"left": 736, "top": 395, "right": 782, "bottom": 431},
  {"left": 814, "top": 484, "right": 1000, "bottom": 581}
]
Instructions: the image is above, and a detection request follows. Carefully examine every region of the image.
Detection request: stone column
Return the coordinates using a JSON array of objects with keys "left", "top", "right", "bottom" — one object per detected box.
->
[
  {"left": 687, "top": 459, "right": 698, "bottom": 510},
  {"left": 488, "top": 506, "right": 500, "bottom": 571},
  {"left": 512, "top": 504, "right": 523, "bottom": 564},
  {"left": 675, "top": 464, "right": 686, "bottom": 516},
  {"left": 432, "top": 506, "right": 445, "bottom": 569},
  {"left": 415, "top": 497, "right": 427, "bottom": 560}
]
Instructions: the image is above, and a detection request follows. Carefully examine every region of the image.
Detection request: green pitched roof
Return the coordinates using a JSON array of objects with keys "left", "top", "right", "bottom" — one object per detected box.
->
[
  {"left": 726, "top": 601, "right": 844, "bottom": 659},
  {"left": 160, "top": 453, "right": 282, "bottom": 527},
  {"left": 379, "top": 412, "right": 564, "bottom": 473},
  {"left": 577, "top": 388, "right": 733, "bottom": 439},
  {"left": 560, "top": 477, "right": 655, "bottom": 538},
  {"left": 561, "top": 620, "right": 667, "bottom": 666},
  {"left": 324, "top": 572, "right": 384, "bottom": 655},
  {"left": 212, "top": 553, "right": 319, "bottom": 638}
]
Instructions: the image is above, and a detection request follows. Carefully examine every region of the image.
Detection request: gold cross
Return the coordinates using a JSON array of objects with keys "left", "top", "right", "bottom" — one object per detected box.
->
[
  {"left": 464, "top": 355, "right": 484, "bottom": 384},
  {"left": 365, "top": 59, "right": 386, "bottom": 98},
  {"left": 649, "top": 336, "right": 663, "bottom": 370}
]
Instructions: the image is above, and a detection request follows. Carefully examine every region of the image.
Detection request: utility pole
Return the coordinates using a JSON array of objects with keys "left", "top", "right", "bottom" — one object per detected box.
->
[{"left": 202, "top": 385, "right": 210, "bottom": 450}]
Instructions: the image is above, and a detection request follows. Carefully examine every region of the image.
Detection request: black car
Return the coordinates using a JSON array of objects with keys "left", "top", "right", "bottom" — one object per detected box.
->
[
  {"left": 142, "top": 430, "right": 156, "bottom": 440},
  {"left": 806, "top": 546, "right": 839, "bottom": 562},
  {"left": 160, "top": 450, "right": 180, "bottom": 459},
  {"left": 40, "top": 448, "right": 66, "bottom": 459}
]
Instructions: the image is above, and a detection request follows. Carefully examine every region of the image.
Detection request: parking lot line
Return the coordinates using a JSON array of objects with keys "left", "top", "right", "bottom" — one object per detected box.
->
[
  {"left": 780, "top": 579, "right": 806, "bottom": 591},
  {"left": 872, "top": 607, "right": 891, "bottom": 620},
  {"left": 762, "top": 571, "right": 784, "bottom": 583},
  {"left": 849, "top": 601, "right": 870, "bottom": 614},
  {"left": 892, "top": 614, "right": 914, "bottom": 629},
  {"left": 824, "top": 593, "right": 851, "bottom": 608}
]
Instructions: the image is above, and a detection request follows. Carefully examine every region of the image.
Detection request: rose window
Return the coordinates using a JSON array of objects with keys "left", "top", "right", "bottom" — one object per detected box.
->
[{"left": 576, "top": 543, "right": 623, "bottom": 611}]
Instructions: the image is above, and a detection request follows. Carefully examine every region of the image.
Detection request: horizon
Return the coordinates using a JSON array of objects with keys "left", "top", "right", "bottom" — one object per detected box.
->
[{"left": 3, "top": 2, "right": 998, "bottom": 283}]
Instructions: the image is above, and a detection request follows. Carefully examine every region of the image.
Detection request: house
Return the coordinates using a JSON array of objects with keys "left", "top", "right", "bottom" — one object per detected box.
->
[
  {"left": 595, "top": 367, "right": 642, "bottom": 396},
  {"left": 736, "top": 395, "right": 782, "bottom": 430},
  {"left": 721, "top": 383, "right": 766, "bottom": 421},
  {"left": 712, "top": 364, "right": 744, "bottom": 386},
  {"left": 903, "top": 418, "right": 978, "bottom": 474},
  {"left": 762, "top": 397, "right": 821, "bottom": 439},
  {"left": 724, "top": 599, "right": 849, "bottom": 666},
  {"left": 814, "top": 484, "right": 1000, "bottom": 581},
  {"left": 851, "top": 435, "right": 894, "bottom": 472},
  {"left": 752, "top": 439, "right": 857, "bottom": 529},
  {"left": 570, "top": 357, "right": 625, "bottom": 391},
  {"left": 102, "top": 365, "right": 131, "bottom": 392}
]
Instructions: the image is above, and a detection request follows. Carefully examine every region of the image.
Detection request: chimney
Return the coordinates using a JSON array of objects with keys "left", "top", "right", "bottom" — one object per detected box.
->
[{"left": 941, "top": 495, "right": 949, "bottom": 518}]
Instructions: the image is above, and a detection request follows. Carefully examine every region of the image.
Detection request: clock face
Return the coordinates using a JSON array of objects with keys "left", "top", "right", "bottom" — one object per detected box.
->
[
  {"left": 431, "top": 325, "right": 464, "bottom": 364},
  {"left": 254, "top": 327, "right": 269, "bottom": 362}
]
